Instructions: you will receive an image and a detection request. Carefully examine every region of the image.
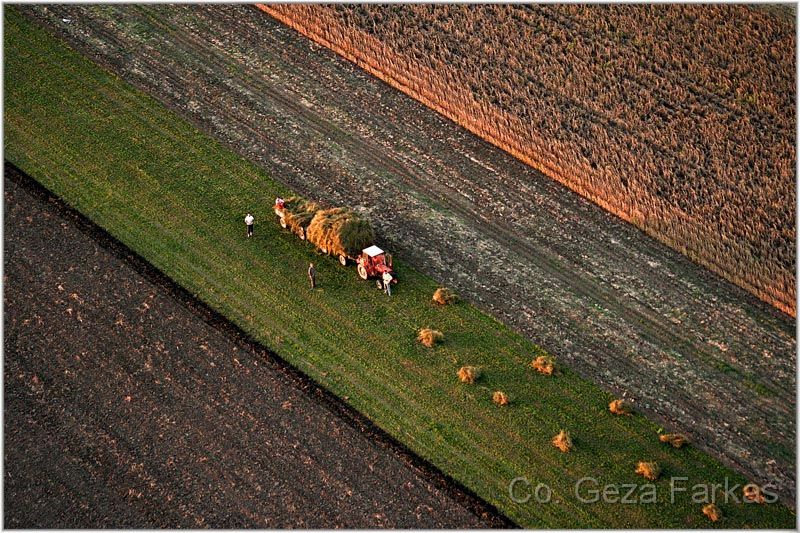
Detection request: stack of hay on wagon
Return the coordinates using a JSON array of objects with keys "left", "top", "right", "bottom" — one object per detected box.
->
[
  {"left": 306, "top": 207, "right": 375, "bottom": 263},
  {"left": 277, "top": 196, "right": 319, "bottom": 239}
]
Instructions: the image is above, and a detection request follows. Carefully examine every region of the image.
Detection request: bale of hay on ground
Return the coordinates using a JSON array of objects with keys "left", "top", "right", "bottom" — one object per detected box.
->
[
  {"left": 280, "top": 196, "right": 319, "bottom": 235},
  {"left": 702, "top": 503, "right": 721, "bottom": 522},
  {"left": 417, "top": 328, "right": 443, "bottom": 348},
  {"left": 457, "top": 365, "right": 478, "bottom": 384},
  {"left": 530, "top": 355, "right": 555, "bottom": 375},
  {"left": 552, "top": 430, "right": 572, "bottom": 453},
  {"left": 659, "top": 433, "right": 688, "bottom": 449},
  {"left": 306, "top": 207, "right": 375, "bottom": 257},
  {"left": 432, "top": 287, "right": 457, "bottom": 305},
  {"left": 492, "top": 391, "right": 509, "bottom": 406},
  {"left": 743, "top": 483, "right": 765, "bottom": 503},
  {"left": 609, "top": 399, "right": 633, "bottom": 415},
  {"left": 635, "top": 461, "right": 660, "bottom": 481}
]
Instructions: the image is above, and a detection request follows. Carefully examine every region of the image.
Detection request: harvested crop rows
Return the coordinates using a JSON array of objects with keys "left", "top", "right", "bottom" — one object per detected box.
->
[
  {"left": 263, "top": 4, "right": 796, "bottom": 317},
  {"left": 3, "top": 166, "right": 501, "bottom": 528},
  {"left": 12, "top": 3, "right": 796, "bottom": 513}
]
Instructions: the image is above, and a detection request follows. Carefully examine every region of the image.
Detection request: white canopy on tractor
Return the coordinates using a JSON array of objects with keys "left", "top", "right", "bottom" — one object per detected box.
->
[{"left": 362, "top": 245, "right": 385, "bottom": 257}]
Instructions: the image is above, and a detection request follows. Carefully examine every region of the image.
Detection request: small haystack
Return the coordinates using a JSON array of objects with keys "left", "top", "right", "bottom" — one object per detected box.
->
[
  {"left": 306, "top": 207, "right": 375, "bottom": 258},
  {"left": 457, "top": 366, "right": 479, "bottom": 384},
  {"left": 659, "top": 433, "right": 688, "bottom": 449},
  {"left": 530, "top": 355, "right": 555, "bottom": 375},
  {"left": 635, "top": 461, "right": 661, "bottom": 481},
  {"left": 552, "top": 430, "right": 573, "bottom": 453},
  {"left": 609, "top": 399, "right": 633, "bottom": 415},
  {"left": 417, "top": 328, "right": 443, "bottom": 348},
  {"left": 702, "top": 503, "right": 721, "bottom": 522},
  {"left": 432, "top": 287, "right": 457, "bottom": 305},
  {"left": 492, "top": 391, "right": 509, "bottom": 406},
  {"left": 742, "top": 483, "right": 766, "bottom": 503}
]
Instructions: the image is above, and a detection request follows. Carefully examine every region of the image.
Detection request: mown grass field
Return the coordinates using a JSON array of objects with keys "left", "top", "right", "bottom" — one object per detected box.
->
[{"left": 4, "top": 8, "right": 794, "bottom": 528}]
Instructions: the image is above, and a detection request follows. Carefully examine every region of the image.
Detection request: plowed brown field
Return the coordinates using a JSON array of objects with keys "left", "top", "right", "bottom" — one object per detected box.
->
[{"left": 3, "top": 166, "right": 504, "bottom": 528}]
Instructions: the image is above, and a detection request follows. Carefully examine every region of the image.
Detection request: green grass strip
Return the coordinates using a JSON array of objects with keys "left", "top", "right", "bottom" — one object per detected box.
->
[{"left": 4, "top": 7, "right": 794, "bottom": 528}]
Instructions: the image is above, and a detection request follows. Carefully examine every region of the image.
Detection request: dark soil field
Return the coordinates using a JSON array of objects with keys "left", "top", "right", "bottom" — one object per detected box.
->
[
  {"left": 3, "top": 166, "right": 504, "bottom": 528},
  {"left": 16, "top": 4, "right": 795, "bottom": 506}
]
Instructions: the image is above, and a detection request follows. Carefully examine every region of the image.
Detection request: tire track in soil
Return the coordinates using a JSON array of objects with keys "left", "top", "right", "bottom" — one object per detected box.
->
[
  {"left": 3, "top": 163, "right": 512, "bottom": 528},
  {"left": 17, "top": 4, "right": 796, "bottom": 505}
]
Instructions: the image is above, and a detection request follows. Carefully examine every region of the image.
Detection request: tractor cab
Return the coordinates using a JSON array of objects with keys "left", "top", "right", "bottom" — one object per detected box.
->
[{"left": 357, "top": 245, "right": 396, "bottom": 282}]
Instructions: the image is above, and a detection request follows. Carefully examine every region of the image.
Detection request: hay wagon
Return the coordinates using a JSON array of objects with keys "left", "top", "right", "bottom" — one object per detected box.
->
[
  {"left": 274, "top": 197, "right": 398, "bottom": 284},
  {"left": 274, "top": 197, "right": 317, "bottom": 240}
]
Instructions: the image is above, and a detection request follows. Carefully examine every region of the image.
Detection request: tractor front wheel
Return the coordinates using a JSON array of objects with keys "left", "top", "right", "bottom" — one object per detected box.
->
[
  {"left": 357, "top": 264, "right": 368, "bottom": 280},
  {"left": 339, "top": 254, "right": 348, "bottom": 266},
  {"left": 279, "top": 217, "right": 287, "bottom": 229},
  {"left": 297, "top": 227, "right": 306, "bottom": 240}
]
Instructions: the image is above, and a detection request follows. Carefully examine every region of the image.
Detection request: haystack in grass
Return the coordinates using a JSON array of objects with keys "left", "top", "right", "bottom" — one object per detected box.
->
[
  {"left": 432, "top": 287, "right": 457, "bottom": 305},
  {"left": 457, "top": 366, "right": 479, "bottom": 384},
  {"left": 530, "top": 355, "right": 555, "bottom": 375},
  {"left": 659, "top": 433, "right": 688, "bottom": 449},
  {"left": 306, "top": 207, "right": 375, "bottom": 258},
  {"left": 552, "top": 430, "right": 573, "bottom": 453},
  {"left": 279, "top": 196, "right": 319, "bottom": 237},
  {"left": 635, "top": 461, "right": 661, "bottom": 481},
  {"left": 702, "top": 503, "right": 721, "bottom": 522},
  {"left": 417, "top": 328, "right": 443, "bottom": 348},
  {"left": 742, "top": 483, "right": 765, "bottom": 503},
  {"left": 609, "top": 399, "right": 633, "bottom": 415},
  {"left": 492, "top": 391, "right": 509, "bottom": 406}
]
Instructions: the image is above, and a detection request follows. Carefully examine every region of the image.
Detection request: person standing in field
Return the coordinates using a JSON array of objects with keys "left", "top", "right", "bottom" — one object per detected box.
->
[
  {"left": 382, "top": 271, "right": 393, "bottom": 296},
  {"left": 245, "top": 213, "right": 255, "bottom": 238},
  {"left": 308, "top": 262, "right": 316, "bottom": 289}
]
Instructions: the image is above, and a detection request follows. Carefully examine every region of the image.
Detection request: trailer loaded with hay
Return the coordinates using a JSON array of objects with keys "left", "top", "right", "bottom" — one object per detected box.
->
[
  {"left": 274, "top": 196, "right": 319, "bottom": 240},
  {"left": 275, "top": 198, "right": 398, "bottom": 285}
]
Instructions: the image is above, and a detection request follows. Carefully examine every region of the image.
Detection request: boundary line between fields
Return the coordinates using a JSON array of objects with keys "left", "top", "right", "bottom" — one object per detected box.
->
[{"left": 4, "top": 160, "right": 518, "bottom": 529}]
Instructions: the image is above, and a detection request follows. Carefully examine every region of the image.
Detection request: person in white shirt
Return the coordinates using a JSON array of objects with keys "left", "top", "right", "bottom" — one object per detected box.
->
[
  {"left": 382, "top": 271, "right": 393, "bottom": 296},
  {"left": 245, "top": 213, "right": 255, "bottom": 238}
]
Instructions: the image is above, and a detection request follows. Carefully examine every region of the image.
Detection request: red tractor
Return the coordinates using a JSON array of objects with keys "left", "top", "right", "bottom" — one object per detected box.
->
[{"left": 357, "top": 245, "right": 397, "bottom": 287}]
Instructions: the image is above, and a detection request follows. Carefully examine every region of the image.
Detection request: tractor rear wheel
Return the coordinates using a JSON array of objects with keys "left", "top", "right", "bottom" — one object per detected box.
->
[
  {"left": 339, "top": 254, "right": 347, "bottom": 266},
  {"left": 357, "top": 264, "right": 368, "bottom": 280},
  {"left": 297, "top": 227, "right": 306, "bottom": 240},
  {"left": 279, "top": 217, "right": 287, "bottom": 229}
]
